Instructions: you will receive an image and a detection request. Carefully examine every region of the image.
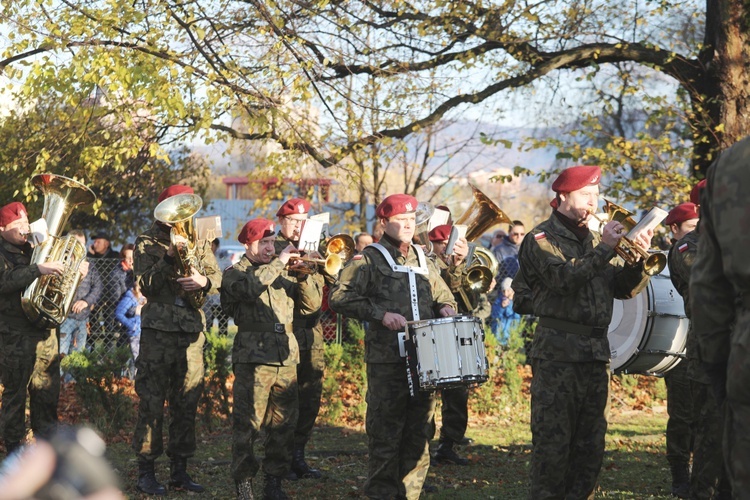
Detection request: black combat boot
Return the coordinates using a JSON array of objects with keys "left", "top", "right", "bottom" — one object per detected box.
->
[
  {"left": 290, "top": 447, "right": 322, "bottom": 479},
  {"left": 169, "top": 457, "right": 205, "bottom": 493},
  {"left": 433, "top": 440, "right": 468, "bottom": 466},
  {"left": 670, "top": 464, "right": 690, "bottom": 498},
  {"left": 263, "top": 474, "right": 289, "bottom": 500},
  {"left": 235, "top": 477, "right": 254, "bottom": 500},
  {"left": 136, "top": 460, "right": 167, "bottom": 496}
]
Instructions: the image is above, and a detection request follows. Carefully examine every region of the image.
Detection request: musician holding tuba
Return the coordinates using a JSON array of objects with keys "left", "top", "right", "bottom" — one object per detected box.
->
[
  {"left": 0, "top": 201, "right": 73, "bottom": 455},
  {"left": 131, "top": 184, "right": 221, "bottom": 496},
  {"left": 220, "top": 218, "right": 319, "bottom": 499},
  {"left": 513, "top": 165, "right": 653, "bottom": 499}
]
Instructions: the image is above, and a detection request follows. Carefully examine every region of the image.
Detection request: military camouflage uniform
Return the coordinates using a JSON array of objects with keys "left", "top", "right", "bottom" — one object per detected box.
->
[
  {"left": 329, "top": 236, "right": 456, "bottom": 500},
  {"left": 432, "top": 257, "right": 489, "bottom": 450},
  {"left": 513, "top": 212, "right": 650, "bottom": 499},
  {"left": 669, "top": 230, "right": 730, "bottom": 498},
  {"left": 274, "top": 233, "right": 326, "bottom": 455},
  {"left": 691, "top": 137, "right": 750, "bottom": 497},
  {"left": 221, "top": 253, "right": 319, "bottom": 481},
  {"left": 0, "top": 239, "right": 59, "bottom": 452},
  {"left": 132, "top": 223, "right": 221, "bottom": 463}
]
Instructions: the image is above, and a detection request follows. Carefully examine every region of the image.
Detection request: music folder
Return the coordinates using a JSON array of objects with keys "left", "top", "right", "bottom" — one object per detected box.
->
[{"left": 195, "top": 216, "right": 222, "bottom": 242}]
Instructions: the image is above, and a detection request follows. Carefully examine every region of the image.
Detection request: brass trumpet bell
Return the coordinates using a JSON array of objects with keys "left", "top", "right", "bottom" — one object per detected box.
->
[
  {"left": 592, "top": 200, "right": 666, "bottom": 276},
  {"left": 326, "top": 234, "right": 355, "bottom": 262},
  {"left": 289, "top": 253, "right": 342, "bottom": 275}
]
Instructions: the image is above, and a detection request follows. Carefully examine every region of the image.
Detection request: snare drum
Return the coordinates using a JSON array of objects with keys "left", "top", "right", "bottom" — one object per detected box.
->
[
  {"left": 608, "top": 264, "right": 688, "bottom": 375},
  {"left": 408, "top": 315, "right": 488, "bottom": 390}
]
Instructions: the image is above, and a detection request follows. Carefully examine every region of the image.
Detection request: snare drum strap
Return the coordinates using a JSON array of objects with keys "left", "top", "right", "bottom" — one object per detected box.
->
[{"left": 369, "top": 242, "right": 428, "bottom": 322}]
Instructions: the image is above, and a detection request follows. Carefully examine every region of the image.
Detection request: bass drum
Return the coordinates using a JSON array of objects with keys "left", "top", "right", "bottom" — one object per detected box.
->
[{"left": 607, "top": 263, "right": 688, "bottom": 375}]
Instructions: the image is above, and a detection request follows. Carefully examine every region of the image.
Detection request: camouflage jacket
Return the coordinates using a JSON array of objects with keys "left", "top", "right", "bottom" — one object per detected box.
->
[
  {"left": 0, "top": 238, "right": 45, "bottom": 334},
  {"left": 328, "top": 237, "right": 457, "bottom": 363},
  {"left": 134, "top": 222, "right": 221, "bottom": 333},
  {"left": 691, "top": 137, "right": 750, "bottom": 366},
  {"left": 434, "top": 257, "right": 489, "bottom": 319},
  {"left": 221, "top": 254, "right": 317, "bottom": 365},
  {"left": 514, "top": 212, "right": 650, "bottom": 362},
  {"left": 668, "top": 230, "right": 708, "bottom": 382},
  {"left": 274, "top": 233, "right": 325, "bottom": 350}
]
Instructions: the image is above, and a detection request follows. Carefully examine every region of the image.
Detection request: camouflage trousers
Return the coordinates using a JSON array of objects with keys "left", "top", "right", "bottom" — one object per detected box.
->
[
  {"left": 664, "top": 361, "right": 693, "bottom": 471},
  {"left": 294, "top": 348, "right": 324, "bottom": 449},
  {"left": 529, "top": 358, "right": 610, "bottom": 500},
  {"left": 232, "top": 363, "right": 299, "bottom": 480},
  {"left": 690, "top": 380, "right": 731, "bottom": 499},
  {"left": 438, "top": 385, "right": 469, "bottom": 444},
  {"left": 132, "top": 328, "right": 205, "bottom": 462},
  {"left": 724, "top": 342, "right": 750, "bottom": 497},
  {"left": 0, "top": 330, "right": 59, "bottom": 447},
  {"left": 365, "top": 362, "right": 435, "bottom": 500}
]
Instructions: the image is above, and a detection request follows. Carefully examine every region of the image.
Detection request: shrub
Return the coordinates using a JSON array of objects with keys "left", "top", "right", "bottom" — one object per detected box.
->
[{"left": 199, "top": 331, "right": 233, "bottom": 430}]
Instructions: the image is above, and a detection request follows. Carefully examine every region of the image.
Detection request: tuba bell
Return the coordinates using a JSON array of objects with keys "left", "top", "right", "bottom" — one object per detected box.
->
[
  {"left": 153, "top": 193, "right": 207, "bottom": 308},
  {"left": 21, "top": 174, "right": 97, "bottom": 329},
  {"left": 412, "top": 202, "right": 435, "bottom": 253}
]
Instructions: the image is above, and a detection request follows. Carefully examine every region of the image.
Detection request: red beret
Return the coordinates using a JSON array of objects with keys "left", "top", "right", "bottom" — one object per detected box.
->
[
  {"left": 276, "top": 198, "right": 311, "bottom": 217},
  {"left": 665, "top": 202, "right": 699, "bottom": 226},
  {"left": 690, "top": 179, "right": 706, "bottom": 205},
  {"left": 551, "top": 165, "right": 602, "bottom": 193},
  {"left": 0, "top": 202, "right": 27, "bottom": 227},
  {"left": 376, "top": 194, "right": 418, "bottom": 218},
  {"left": 428, "top": 224, "right": 452, "bottom": 242},
  {"left": 158, "top": 185, "right": 194, "bottom": 203},
  {"left": 238, "top": 218, "right": 275, "bottom": 244}
]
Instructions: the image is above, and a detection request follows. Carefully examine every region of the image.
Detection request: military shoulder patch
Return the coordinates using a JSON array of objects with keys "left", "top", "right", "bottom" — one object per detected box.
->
[
  {"left": 352, "top": 254, "right": 363, "bottom": 260},
  {"left": 678, "top": 243, "right": 689, "bottom": 253},
  {"left": 534, "top": 232, "right": 546, "bottom": 240}
]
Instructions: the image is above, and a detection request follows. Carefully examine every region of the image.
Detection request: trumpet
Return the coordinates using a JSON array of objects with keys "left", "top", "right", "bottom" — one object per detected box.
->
[
  {"left": 277, "top": 252, "right": 343, "bottom": 276},
  {"left": 588, "top": 201, "right": 666, "bottom": 276}
]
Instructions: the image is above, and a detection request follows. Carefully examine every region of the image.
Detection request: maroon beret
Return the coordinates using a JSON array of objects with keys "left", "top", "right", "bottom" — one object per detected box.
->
[
  {"left": 690, "top": 179, "right": 707, "bottom": 205},
  {"left": 158, "top": 184, "right": 194, "bottom": 203},
  {"left": 376, "top": 194, "right": 418, "bottom": 218},
  {"left": 551, "top": 165, "right": 602, "bottom": 193},
  {"left": 238, "top": 218, "right": 275, "bottom": 244},
  {"left": 428, "top": 224, "right": 452, "bottom": 242},
  {"left": 276, "top": 198, "right": 311, "bottom": 217},
  {"left": 665, "top": 202, "right": 699, "bottom": 226},
  {"left": 0, "top": 202, "right": 27, "bottom": 227}
]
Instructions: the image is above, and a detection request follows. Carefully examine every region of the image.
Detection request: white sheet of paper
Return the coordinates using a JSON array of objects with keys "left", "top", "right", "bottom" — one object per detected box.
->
[
  {"left": 297, "top": 218, "right": 324, "bottom": 252},
  {"left": 29, "top": 218, "right": 48, "bottom": 245},
  {"left": 626, "top": 207, "right": 668, "bottom": 240},
  {"left": 309, "top": 212, "right": 330, "bottom": 224},
  {"left": 428, "top": 209, "right": 450, "bottom": 230}
]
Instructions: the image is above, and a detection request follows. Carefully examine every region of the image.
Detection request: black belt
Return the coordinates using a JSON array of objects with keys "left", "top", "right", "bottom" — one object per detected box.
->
[
  {"left": 538, "top": 317, "right": 607, "bottom": 338},
  {"left": 238, "top": 322, "right": 292, "bottom": 334}
]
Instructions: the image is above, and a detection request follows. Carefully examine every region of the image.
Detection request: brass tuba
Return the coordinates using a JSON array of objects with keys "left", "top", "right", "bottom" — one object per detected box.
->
[
  {"left": 412, "top": 202, "right": 435, "bottom": 253},
  {"left": 21, "top": 174, "right": 97, "bottom": 329},
  {"left": 589, "top": 200, "right": 666, "bottom": 276},
  {"left": 153, "top": 193, "right": 207, "bottom": 308}
]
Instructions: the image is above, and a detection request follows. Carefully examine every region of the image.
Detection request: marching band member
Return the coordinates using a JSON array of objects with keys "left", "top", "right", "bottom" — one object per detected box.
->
[
  {"left": 132, "top": 184, "right": 221, "bottom": 495},
  {"left": 329, "top": 194, "right": 456, "bottom": 500},
  {"left": 273, "top": 198, "right": 327, "bottom": 480},
  {"left": 0, "top": 202, "right": 68, "bottom": 455},
  {"left": 427, "top": 224, "right": 493, "bottom": 466},
  {"left": 221, "top": 218, "right": 321, "bottom": 500},
  {"left": 513, "top": 165, "right": 652, "bottom": 499}
]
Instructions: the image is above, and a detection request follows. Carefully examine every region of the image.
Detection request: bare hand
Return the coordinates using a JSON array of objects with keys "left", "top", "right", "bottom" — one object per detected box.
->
[
  {"left": 633, "top": 228, "right": 654, "bottom": 251},
  {"left": 278, "top": 244, "right": 300, "bottom": 265},
  {"left": 601, "top": 221, "right": 626, "bottom": 248},
  {"left": 382, "top": 312, "right": 408, "bottom": 330},
  {"left": 176, "top": 266, "right": 208, "bottom": 291},
  {"left": 38, "top": 261, "right": 64, "bottom": 276},
  {"left": 78, "top": 260, "right": 90, "bottom": 278},
  {"left": 439, "top": 305, "right": 456, "bottom": 317},
  {"left": 71, "top": 300, "right": 89, "bottom": 314},
  {"left": 487, "top": 278, "right": 497, "bottom": 294},
  {"left": 451, "top": 238, "right": 469, "bottom": 265},
  {"left": 166, "top": 243, "right": 176, "bottom": 258}
]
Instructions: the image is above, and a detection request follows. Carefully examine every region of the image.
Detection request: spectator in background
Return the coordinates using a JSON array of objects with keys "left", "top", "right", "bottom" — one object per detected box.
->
[
  {"left": 109, "top": 243, "right": 135, "bottom": 306},
  {"left": 372, "top": 224, "right": 384, "bottom": 243},
  {"left": 87, "top": 233, "right": 119, "bottom": 259},
  {"left": 354, "top": 232, "right": 373, "bottom": 254},
  {"left": 491, "top": 277, "right": 521, "bottom": 346},
  {"left": 202, "top": 239, "right": 229, "bottom": 336},
  {"left": 59, "top": 230, "right": 103, "bottom": 362},
  {"left": 488, "top": 229, "right": 507, "bottom": 249},
  {"left": 492, "top": 220, "right": 525, "bottom": 281},
  {"left": 115, "top": 283, "right": 145, "bottom": 380}
]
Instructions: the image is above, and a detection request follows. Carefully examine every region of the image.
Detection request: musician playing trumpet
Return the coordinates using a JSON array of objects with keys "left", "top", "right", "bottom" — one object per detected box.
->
[
  {"left": 221, "top": 218, "right": 321, "bottom": 499},
  {"left": 329, "top": 194, "right": 456, "bottom": 500},
  {"left": 512, "top": 166, "right": 653, "bottom": 499},
  {"left": 0, "top": 201, "right": 71, "bottom": 455},
  {"left": 132, "top": 184, "right": 221, "bottom": 495}
]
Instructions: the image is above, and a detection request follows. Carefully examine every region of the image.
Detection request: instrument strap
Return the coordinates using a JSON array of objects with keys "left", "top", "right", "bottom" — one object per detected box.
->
[{"left": 368, "top": 243, "right": 427, "bottom": 321}]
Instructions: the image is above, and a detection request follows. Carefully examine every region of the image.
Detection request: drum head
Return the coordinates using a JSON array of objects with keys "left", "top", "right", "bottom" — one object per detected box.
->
[{"left": 608, "top": 286, "right": 650, "bottom": 372}]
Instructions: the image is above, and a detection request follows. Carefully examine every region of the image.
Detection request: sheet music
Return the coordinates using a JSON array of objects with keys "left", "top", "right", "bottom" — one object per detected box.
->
[
  {"left": 428, "top": 209, "right": 450, "bottom": 230},
  {"left": 29, "top": 218, "right": 48, "bottom": 245},
  {"left": 626, "top": 207, "right": 668, "bottom": 240},
  {"left": 297, "top": 218, "right": 324, "bottom": 252}
]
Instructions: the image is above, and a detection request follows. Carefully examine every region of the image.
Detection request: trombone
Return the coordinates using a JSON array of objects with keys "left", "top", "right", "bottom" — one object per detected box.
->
[{"left": 588, "top": 200, "right": 666, "bottom": 276}]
